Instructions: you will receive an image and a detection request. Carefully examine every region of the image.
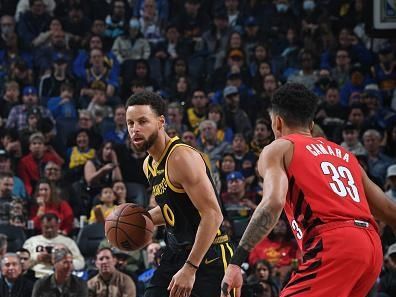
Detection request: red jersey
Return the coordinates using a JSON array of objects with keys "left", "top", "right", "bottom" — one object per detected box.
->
[{"left": 281, "top": 134, "right": 375, "bottom": 251}]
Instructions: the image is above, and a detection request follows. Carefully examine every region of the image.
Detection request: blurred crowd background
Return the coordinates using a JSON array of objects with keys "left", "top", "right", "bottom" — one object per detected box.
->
[{"left": 0, "top": 0, "right": 396, "bottom": 296}]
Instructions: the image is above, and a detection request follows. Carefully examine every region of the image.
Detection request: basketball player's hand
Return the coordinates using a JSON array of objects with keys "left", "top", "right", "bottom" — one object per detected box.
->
[
  {"left": 168, "top": 265, "right": 196, "bottom": 297},
  {"left": 220, "top": 264, "right": 242, "bottom": 297}
]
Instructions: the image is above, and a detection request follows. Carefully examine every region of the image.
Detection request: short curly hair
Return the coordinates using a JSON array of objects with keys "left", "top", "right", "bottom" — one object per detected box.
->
[
  {"left": 271, "top": 83, "right": 318, "bottom": 127},
  {"left": 126, "top": 91, "right": 167, "bottom": 117}
]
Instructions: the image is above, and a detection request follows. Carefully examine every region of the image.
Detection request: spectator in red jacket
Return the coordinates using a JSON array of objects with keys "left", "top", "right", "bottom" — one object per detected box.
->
[
  {"left": 17, "top": 132, "right": 63, "bottom": 196},
  {"left": 29, "top": 179, "right": 74, "bottom": 235}
]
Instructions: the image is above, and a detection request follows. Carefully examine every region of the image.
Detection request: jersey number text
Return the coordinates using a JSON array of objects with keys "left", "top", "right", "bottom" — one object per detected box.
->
[{"left": 320, "top": 161, "right": 360, "bottom": 202}]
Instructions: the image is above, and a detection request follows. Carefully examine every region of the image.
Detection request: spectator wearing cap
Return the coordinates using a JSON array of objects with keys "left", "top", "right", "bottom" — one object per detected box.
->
[
  {"left": 379, "top": 243, "right": 396, "bottom": 297},
  {"left": 362, "top": 129, "right": 395, "bottom": 187},
  {"left": 340, "top": 122, "right": 366, "bottom": 156},
  {"left": 23, "top": 214, "right": 85, "bottom": 279},
  {"left": 16, "top": 0, "right": 51, "bottom": 48},
  {"left": 104, "top": 0, "right": 129, "bottom": 40},
  {"left": 0, "top": 253, "right": 34, "bottom": 297},
  {"left": 209, "top": 32, "right": 249, "bottom": 87},
  {"left": 315, "top": 84, "right": 348, "bottom": 141},
  {"left": 17, "top": 132, "right": 63, "bottom": 196},
  {"left": 32, "top": 246, "right": 88, "bottom": 297},
  {"left": 112, "top": 17, "right": 151, "bottom": 64},
  {"left": 39, "top": 52, "right": 74, "bottom": 101},
  {"left": 221, "top": 171, "right": 258, "bottom": 219},
  {"left": 0, "top": 81, "right": 20, "bottom": 119},
  {"left": 222, "top": 86, "right": 252, "bottom": 138},
  {"left": 6, "top": 86, "right": 54, "bottom": 131},
  {"left": 0, "top": 149, "right": 27, "bottom": 199},
  {"left": 243, "top": 16, "right": 263, "bottom": 61},
  {"left": 385, "top": 165, "right": 396, "bottom": 202},
  {"left": 88, "top": 247, "right": 136, "bottom": 297}
]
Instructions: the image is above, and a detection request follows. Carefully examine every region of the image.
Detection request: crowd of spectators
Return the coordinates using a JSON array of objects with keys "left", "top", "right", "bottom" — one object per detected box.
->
[{"left": 0, "top": 0, "right": 396, "bottom": 296}]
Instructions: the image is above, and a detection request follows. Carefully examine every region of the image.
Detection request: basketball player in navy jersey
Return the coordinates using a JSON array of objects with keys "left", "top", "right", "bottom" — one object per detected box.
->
[
  {"left": 221, "top": 83, "right": 396, "bottom": 297},
  {"left": 125, "top": 92, "right": 233, "bottom": 297}
]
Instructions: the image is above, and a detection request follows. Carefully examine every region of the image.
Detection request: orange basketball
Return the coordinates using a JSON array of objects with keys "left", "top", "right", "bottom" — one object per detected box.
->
[{"left": 105, "top": 203, "right": 154, "bottom": 251}]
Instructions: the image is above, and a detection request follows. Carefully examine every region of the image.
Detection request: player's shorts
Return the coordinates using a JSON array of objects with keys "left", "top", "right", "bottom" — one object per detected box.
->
[
  {"left": 280, "top": 220, "right": 383, "bottom": 297},
  {"left": 144, "top": 241, "right": 234, "bottom": 297}
]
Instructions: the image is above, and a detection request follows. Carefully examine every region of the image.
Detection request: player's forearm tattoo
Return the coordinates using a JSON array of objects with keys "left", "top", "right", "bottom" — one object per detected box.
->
[{"left": 239, "top": 206, "right": 278, "bottom": 251}]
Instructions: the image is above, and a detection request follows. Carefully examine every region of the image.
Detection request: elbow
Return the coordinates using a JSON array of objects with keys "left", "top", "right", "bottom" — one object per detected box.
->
[
  {"left": 202, "top": 208, "right": 223, "bottom": 228},
  {"left": 212, "top": 208, "right": 223, "bottom": 228}
]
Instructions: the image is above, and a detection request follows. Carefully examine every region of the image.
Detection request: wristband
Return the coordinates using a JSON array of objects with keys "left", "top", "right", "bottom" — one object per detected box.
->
[
  {"left": 229, "top": 246, "right": 249, "bottom": 267},
  {"left": 185, "top": 260, "right": 199, "bottom": 270}
]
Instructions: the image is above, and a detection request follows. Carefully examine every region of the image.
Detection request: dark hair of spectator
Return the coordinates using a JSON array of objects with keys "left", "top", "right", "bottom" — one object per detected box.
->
[
  {"left": 126, "top": 91, "right": 167, "bottom": 117},
  {"left": 40, "top": 212, "right": 60, "bottom": 222},
  {"left": 271, "top": 83, "right": 319, "bottom": 127},
  {"left": 0, "top": 172, "right": 13, "bottom": 180},
  {"left": 16, "top": 248, "right": 31, "bottom": 257},
  {"left": 96, "top": 247, "right": 114, "bottom": 258},
  {"left": 253, "top": 259, "right": 273, "bottom": 279},
  {"left": 34, "top": 179, "right": 62, "bottom": 206}
]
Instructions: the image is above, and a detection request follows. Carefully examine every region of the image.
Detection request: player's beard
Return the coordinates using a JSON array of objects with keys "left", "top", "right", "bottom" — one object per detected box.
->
[{"left": 131, "top": 130, "right": 158, "bottom": 152}]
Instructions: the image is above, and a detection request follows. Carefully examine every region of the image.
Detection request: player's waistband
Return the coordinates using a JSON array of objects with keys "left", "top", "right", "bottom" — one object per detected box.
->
[
  {"left": 304, "top": 219, "right": 377, "bottom": 244},
  {"left": 168, "top": 234, "right": 229, "bottom": 252}
]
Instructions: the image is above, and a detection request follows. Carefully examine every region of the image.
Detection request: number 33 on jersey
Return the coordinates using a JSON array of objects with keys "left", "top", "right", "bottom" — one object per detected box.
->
[{"left": 281, "top": 135, "right": 375, "bottom": 248}]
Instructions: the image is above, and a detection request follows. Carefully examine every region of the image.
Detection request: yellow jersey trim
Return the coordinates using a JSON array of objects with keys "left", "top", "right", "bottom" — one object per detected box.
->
[
  {"left": 220, "top": 244, "right": 228, "bottom": 273},
  {"left": 164, "top": 143, "right": 189, "bottom": 193}
]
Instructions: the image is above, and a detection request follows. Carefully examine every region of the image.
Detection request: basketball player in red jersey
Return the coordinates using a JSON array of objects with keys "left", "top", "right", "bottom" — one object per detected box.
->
[{"left": 221, "top": 83, "right": 396, "bottom": 297}]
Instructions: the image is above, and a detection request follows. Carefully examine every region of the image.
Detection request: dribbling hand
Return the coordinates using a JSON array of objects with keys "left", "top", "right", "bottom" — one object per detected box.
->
[{"left": 220, "top": 264, "right": 243, "bottom": 297}]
